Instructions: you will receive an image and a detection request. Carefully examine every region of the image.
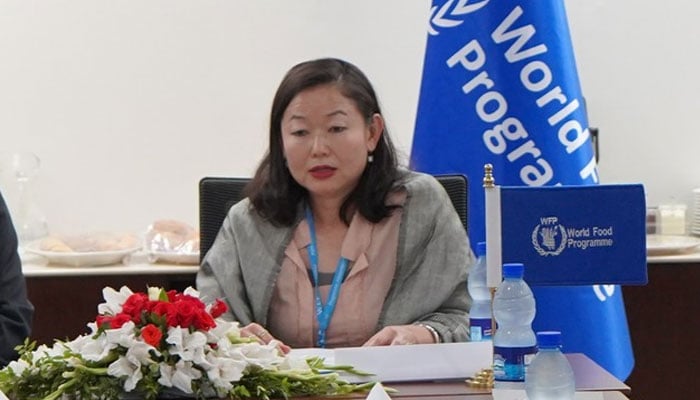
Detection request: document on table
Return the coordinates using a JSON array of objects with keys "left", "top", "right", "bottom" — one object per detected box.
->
[
  {"left": 290, "top": 341, "right": 493, "bottom": 383},
  {"left": 492, "top": 389, "right": 605, "bottom": 400}
]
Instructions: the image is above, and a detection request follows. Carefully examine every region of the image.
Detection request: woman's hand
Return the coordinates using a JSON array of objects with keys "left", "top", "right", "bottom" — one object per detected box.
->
[
  {"left": 362, "top": 324, "right": 437, "bottom": 346},
  {"left": 240, "top": 323, "right": 291, "bottom": 354}
]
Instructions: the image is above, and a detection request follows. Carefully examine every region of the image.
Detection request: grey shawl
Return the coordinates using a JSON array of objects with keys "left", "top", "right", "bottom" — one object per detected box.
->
[{"left": 196, "top": 170, "right": 474, "bottom": 342}]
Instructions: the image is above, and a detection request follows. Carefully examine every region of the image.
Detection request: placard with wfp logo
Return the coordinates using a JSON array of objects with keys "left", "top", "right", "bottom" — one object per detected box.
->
[{"left": 497, "top": 184, "right": 648, "bottom": 286}]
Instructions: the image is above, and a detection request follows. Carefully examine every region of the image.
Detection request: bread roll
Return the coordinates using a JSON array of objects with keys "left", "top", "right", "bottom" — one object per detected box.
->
[
  {"left": 148, "top": 220, "right": 197, "bottom": 252},
  {"left": 40, "top": 237, "right": 73, "bottom": 252}
]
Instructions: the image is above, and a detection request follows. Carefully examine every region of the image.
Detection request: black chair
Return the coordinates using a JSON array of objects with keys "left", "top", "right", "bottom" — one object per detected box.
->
[
  {"left": 199, "top": 177, "right": 249, "bottom": 263},
  {"left": 434, "top": 174, "right": 468, "bottom": 233},
  {"left": 198, "top": 174, "right": 468, "bottom": 262}
]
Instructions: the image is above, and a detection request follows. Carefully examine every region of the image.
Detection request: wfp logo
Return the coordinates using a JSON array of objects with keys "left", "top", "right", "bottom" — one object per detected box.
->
[
  {"left": 531, "top": 217, "right": 615, "bottom": 256},
  {"left": 429, "top": 0, "right": 490, "bottom": 35},
  {"left": 531, "top": 216, "right": 567, "bottom": 256}
]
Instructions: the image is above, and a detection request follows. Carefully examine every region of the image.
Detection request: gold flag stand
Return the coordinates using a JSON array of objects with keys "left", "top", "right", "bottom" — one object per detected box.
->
[{"left": 466, "top": 164, "right": 498, "bottom": 390}]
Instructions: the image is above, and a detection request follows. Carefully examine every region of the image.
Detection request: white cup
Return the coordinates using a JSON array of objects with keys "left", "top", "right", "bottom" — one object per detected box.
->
[{"left": 658, "top": 204, "right": 687, "bottom": 235}]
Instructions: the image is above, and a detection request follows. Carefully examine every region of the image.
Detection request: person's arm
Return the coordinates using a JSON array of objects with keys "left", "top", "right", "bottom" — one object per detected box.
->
[
  {"left": 196, "top": 200, "right": 292, "bottom": 353},
  {"left": 0, "top": 193, "right": 34, "bottom": 366},
  {"left": 196, "top": 199, "right": 294, "bottom": 326},
  {"left": 196, "top": 205, "right": 253, "bottom": 324},
  {"left": 374, "top": 172, "right": 474, "bottom": 344}
]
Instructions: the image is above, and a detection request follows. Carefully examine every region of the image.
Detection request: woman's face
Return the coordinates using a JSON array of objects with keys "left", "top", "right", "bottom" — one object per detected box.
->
[{"left": 281, "top": 84, "right": 383, "bottom": 204}]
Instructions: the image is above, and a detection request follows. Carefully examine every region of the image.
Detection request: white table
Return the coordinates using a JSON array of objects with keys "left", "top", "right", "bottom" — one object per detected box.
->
[
  {"left": 21, "top": 251, "right": 199, "bottom": 277},
  {"left": 646, "top": 245, "right": 700, "bottom": 263}
]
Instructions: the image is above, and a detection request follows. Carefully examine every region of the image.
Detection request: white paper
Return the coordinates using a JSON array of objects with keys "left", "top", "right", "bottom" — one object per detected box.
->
[
  {"left": 492, "top": 388, "right": 606, "bottom": 400},
  {"left": 365, "top": 382, "right": 392, "bottom": 400},
  {"left": 291, "top": 341, "right": 492, "bottom": 383},
  {"left": 0, "top": 389, "right": 8, "bottom": 400}
]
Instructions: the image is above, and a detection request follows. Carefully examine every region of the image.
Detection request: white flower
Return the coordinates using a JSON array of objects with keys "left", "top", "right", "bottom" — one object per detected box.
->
[
  {"left": 35, "top": 343, "right": 65, "bottom": 359},
  {"left": 66, "top": 333, "right": 113, "bottom": 362},
  {"left": 85, "top": 321, "right": 99, "bottom": 334},
  {"left": 232, "top": 341, "right": 284, "bottom": 370},
  {"left": 106, "top": 341, "right": 157, "bottom": 392},
  {"left": 7, "top": 359, "right": 30, "bottom": 376},
  {"left": 279, "top": 353, "right": 312, "bottom": 372},
  {"left": 125, "top": 341, "right": 157, "bottom": 366},
  {"left": 207, "top": 319, "right": 240, "bottom": 342},
  {"left": 97, "top": 286, "right": 133, "bottom": 315},
  {"left": 166, "top": 327, "right": 208, "bottom": 364},
  {"left": 102, "top": 321, "right": 136, "bottom": 347},
  {"left": 147, "top": 286, "right": 162, "bottom": 301},
  {"left": 108, "top": 356, "right": 143, "bottom": 392},
  {"left": 183, "top": 286, "right": 200, "bottom": 298},
  {"left": 158, "top": 360, "right": 202, "bottom": 394},
  {"left": 203, "top": 352, "right": 246, "bottom": 392}
]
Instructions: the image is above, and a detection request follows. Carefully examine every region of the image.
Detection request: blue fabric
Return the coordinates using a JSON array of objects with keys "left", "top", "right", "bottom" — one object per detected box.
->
[{"left": 410, "top": 0, "right": 634, "bottom": 380}]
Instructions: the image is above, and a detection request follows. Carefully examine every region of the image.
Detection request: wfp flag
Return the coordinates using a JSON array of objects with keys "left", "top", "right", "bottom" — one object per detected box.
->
[
  {"left": 410, "top": 0, "right": 635, "bottom": 380},
  {"left": 487, "top": 184, "right": 648, "bottom": 286}
]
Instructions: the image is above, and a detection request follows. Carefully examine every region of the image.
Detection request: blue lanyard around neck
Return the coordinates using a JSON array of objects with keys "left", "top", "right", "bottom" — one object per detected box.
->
[{"left": 305, "top": 205, "right": 349, "bottom": 348}]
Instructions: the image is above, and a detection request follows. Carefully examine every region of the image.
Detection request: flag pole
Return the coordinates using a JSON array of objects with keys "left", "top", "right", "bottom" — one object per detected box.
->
[
  {"left": 483, "top": 163, "right": 499, "bottom": 338},
  {"left": 465, "top": 164, "right": 500, "bottom": 388}
]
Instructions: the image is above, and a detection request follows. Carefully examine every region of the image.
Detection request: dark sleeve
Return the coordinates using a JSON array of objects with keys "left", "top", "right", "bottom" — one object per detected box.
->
[{"left": 0, "top": 192, "right": 34, "bottom": 366}]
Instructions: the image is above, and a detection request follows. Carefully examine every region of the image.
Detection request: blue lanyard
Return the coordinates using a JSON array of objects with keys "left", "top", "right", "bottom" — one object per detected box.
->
[{"left": 305, "top": 205, "right": 349, "bottom": 348}]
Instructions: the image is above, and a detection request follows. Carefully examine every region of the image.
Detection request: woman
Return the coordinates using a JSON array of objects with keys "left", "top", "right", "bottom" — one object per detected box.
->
[{"left": 197, "top": 58, "right": 474, "bottom": 350}]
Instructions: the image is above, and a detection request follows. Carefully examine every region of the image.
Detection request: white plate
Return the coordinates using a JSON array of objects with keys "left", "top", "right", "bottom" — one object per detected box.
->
[
  {"left": 646, "top": 234, "right": 700, "bottom": 255},
  {"left": 147, "top": 251, "right": 200, "bottom": 265},
  {"left": 25, "top": 243, "right": 141, "bottom": 267}
]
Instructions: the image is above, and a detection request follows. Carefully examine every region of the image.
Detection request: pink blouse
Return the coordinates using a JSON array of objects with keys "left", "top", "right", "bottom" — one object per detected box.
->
[{"left": 266, "top": 190, "right": 407, "bottom": 348}]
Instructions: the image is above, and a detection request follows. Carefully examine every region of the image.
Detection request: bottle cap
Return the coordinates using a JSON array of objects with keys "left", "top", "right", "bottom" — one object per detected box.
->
[
  {"left": 476, "top": 241, "right": 486, "bottom": 257},
  {"left": 536, "top": 331, "right": 562, "bottom": 348},
  {"left": 502, "top": 263, "right": 524, "bottom": 279}
]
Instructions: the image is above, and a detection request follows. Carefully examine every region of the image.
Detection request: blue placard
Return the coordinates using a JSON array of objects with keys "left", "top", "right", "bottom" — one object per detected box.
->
[{"left": 499, "top": 184, "right": 647, "bottom": 285}]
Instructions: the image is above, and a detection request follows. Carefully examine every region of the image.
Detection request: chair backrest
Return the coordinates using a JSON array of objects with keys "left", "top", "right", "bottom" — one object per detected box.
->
[
  {"left": 198, "top": 173, "right": 468, "bottom": 262},
  {"left": 433, "top": 174, "right": 469, "bottom": 233},
  {"left": 199, "top": 177, "right": 250, "bottom": 263}
]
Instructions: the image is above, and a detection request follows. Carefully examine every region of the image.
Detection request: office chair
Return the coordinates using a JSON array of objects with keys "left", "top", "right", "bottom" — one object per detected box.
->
[
  {"left": 198, "top": 174, "right": 468, "bottom": 262},
  {"left": 433, "top": 174, "right": 468, "bottom": 233},
  {"left": 199, "top": 177, "right": 249, "bottom": 263}
]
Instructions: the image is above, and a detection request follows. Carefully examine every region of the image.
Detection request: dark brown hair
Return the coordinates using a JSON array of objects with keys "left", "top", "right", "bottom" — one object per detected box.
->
[{"left": 246, "top": 58, "right": 402, "bottom": 226}]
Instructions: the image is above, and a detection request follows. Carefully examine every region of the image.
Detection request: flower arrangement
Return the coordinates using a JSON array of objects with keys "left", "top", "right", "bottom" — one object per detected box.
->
[{"left": 0, "top": 286, "right": 372, "bottom": 400}]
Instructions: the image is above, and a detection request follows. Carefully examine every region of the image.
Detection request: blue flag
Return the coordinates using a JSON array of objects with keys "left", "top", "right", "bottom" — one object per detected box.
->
[
  {"left": 410, "top": 0, "right": 634, "bottom": 380},
  {"left": 496, "top": 184, "right": 648, "bottom": 286}
]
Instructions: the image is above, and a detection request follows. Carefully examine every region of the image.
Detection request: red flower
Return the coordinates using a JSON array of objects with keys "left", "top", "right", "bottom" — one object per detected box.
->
[
  {"left": 175, "top": 299, "right": 198, "bottom": 328},
  {"left": 121, "top": 293, "right": 150, "bottom": 323},
  {"left": 152, "top": 301, "right": 179, "bottom": 327},
  {"left": 96, "top": 313, "right": 131, "bottom": 329},
  {"left": 141, "top": 324, "right": 163, "bottom": 347},
  {"left": 210, "top": 299, "right": 228, "bottom": 319},
  {"left": 166, "top": 290, "right": 179, "bottom": 303},
  {"left": 95, "top": 288, "right": 225, "bottom": 333},
  {"left": 193, "top": 310, "right": 216, "bottom": 331},
  {"left": 111, "top": 313, "right": 132, "bottom": 329},
  {"left": 96, "top": 314, "right": 110, "bottom": 328}
]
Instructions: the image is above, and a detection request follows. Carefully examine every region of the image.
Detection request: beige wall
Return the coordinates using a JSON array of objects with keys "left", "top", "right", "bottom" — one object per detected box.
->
[{"left": 1, "top": 0, "right": 698, "bottom": 237}]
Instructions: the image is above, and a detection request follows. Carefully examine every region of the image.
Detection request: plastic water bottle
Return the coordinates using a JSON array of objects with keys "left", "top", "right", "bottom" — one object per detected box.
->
[
  {"left": 492, "top": 262, "right": 537, "bottom": 382},
  {"left": 468, "top": 241, "right": 492, "bottom": 341},
  {"left": 525, "top": 331, "right": 576, "bottom": 400}
]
